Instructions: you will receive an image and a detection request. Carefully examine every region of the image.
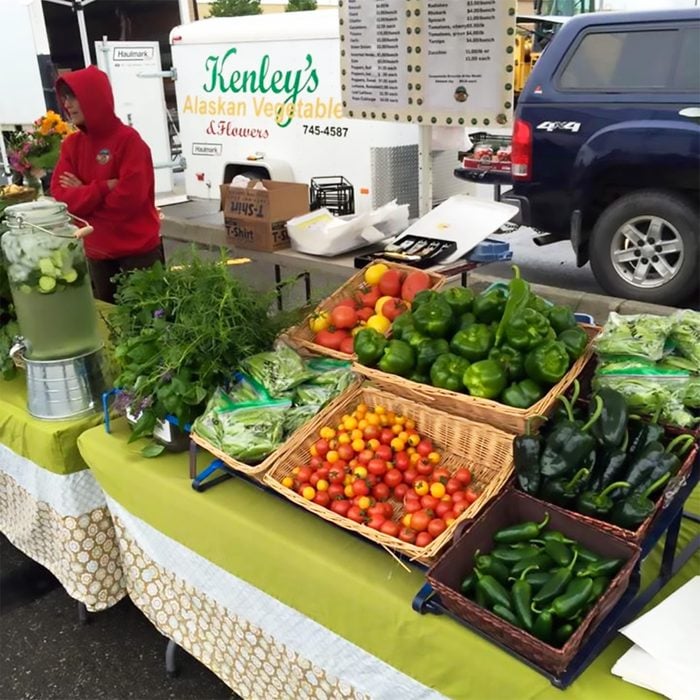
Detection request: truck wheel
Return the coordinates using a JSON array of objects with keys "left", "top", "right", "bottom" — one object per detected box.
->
[{"left": 589, "top": 191, "right": 698, "bottom": 306}]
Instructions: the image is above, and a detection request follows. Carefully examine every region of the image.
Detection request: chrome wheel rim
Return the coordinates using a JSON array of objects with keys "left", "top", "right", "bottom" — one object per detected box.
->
[{"left": 610, "top": 216, "right": 684, "bottom": 289}]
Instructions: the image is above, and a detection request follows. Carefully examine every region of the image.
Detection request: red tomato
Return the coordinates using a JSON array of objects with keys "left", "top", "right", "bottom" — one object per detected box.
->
[
  {"left": 356, "top": 307, "right": 374, "bottom": 322},
  {"left": 297, "top": 466, "right": 312, "bottom": 484},
  {"left": 368, "top": 516, "right": 385, "bottom": 530},
  {"left": 378, "top": 269, "right": 403, "bottom": 297},
  {"left": 367, "top": 458, "right": 387, "bottom": 476},
  {"left": 331, "top": 305, "right": 358, "bottom": 330},
  {"left": 337, "top": 444, "right": 354, "bottom": 462},
  {"left": 309, "top": 456, "right": 323, "bottom": 470},
  {"left": 455, "top": 468, "right": 473, "bottom": 486},
  {"left": 394, "top": 451, "right": 410, "bottom": 471},
  {"left": 352, "top": 479, "right": 369, "bottom": 497},
  {"left": 314, "top": 439, "right": 329, "bottom": 458},
  {"left": 335, "top": 298, "right": 359, "bottom": 309},
  {"left": 372, "top": 482, "right": 391, "bottom": 501},
  {"left": 453, "top": 501, "right": 469, "bottom": 516},
  {"left": 404, "top": 497, "right": 421, "bottom": 514},
  {"left": 330, "top": 499, "right": 351, "bottom": 516},
  {"left": 328, "top": 483, "right": 345, "bottom": 500},
  {"left": 427, "top": 518, "right": 447, "bottom": 538},
  {"left": 410, "top": 510, "right": 431, "bottom": 533},
  {"left": 327, "top": 466, "right": 344, "bottom": 484},
  {"left": 416, "top": 531, "right": 434, "bottom": 548},
  {"left": 359, "top": 285, "right": 381, "bottom": 308},
  {"left": 401, "top": 270, "right": 430, "bottom": 303},
  {"left": 309, "top": 472, "right": 322, "bottom": 487},
  {"left": 398, "top": 527, "right": 417, "bottom": 544},
  {"left": 381, "top": 502, "right": 394, "bottom": 519},
  {"left": 384, "top": 468, "right": 403, "bottom": 489},
  {"left": 339, "top": 336, "right": 355, "bottom": 355},
  {"left": 365, "top": 474, "right": 379, "bottom": 488},
  {"left": 403, "top": 468, "right": 418, "bottom": 486},
  {"left": 379, "top": 428, "right": 395, "bottom": 445},
  {"left": 315, "top": 328, "right": 349, "bottom": 350},
  {"left": 445, "top": 478, "right": 462, "bottom": 495},
  {"left": 363, "top": 425, "right": 380, "bottom": 441},
  {"left": 431, "top": 467, "right": 450, "bottom": 484},
  {"left": 347, "top": 505, "right": 365, "bottom": 523},
  {"left": 357, "top": 449, "right": 374, "bottom": 464},
  {"left": 380, "top": 521, "right": 400, "bottom": 538},
  {"left": 442, "top": 509, "right": 456, "bottom": 522},
  {"left": 435, "top": 502, "right": 452, "bottom": 518},
  {"left": 375, "top": 444, "right": 393, "bottom": 462},
  {"left": 464, "top": 488, "right": 479, "bottom": 504},
  {"left": 420, "top": 495, "right": 440, "bottom": 511},
  {"left": 393, "top": 483, "right": 408, "bottom": 501},
  {"left": 368, "top": 503, "right": 386, "bottom": 518},
  {"left": 416, "top": 458, "right": 433, "bottom": 476},
  {"left": 313, "top": 491, "right": 331, "bottom": 508},
  {"left": 452, "top": 491, "right": 466, "bottom": 503},
  {"left": 381, "top": 298, "right": 408, "bottom": 322},
  {"left": 417, "top": 440, "right": 433, "bottom": 458}
]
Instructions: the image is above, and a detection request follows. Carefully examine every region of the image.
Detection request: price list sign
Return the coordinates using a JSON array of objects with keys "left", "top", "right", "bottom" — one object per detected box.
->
[{"left": 339, "top": 0, "right": 516, "bottom": 127}]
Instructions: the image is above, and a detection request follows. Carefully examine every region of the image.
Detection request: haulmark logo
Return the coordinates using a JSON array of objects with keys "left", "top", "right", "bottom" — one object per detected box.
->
[{"left": 113, "top": 47, "right": 154, "bottom": 62}]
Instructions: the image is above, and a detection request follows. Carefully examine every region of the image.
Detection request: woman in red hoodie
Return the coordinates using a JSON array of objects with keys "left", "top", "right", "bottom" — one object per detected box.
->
[{"left": 51, "top": 65, "right": 162, "bottom": 303}]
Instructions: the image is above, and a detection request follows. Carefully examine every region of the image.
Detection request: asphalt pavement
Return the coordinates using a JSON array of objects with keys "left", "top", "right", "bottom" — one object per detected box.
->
[{"left": 0, "top": 535, "right": 235, "bottom": 700}]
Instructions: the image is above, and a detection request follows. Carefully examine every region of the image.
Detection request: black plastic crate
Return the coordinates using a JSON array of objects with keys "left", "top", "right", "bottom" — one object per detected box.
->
[{"left": 309, "top": 176, "right": 355, "bottom": 216}]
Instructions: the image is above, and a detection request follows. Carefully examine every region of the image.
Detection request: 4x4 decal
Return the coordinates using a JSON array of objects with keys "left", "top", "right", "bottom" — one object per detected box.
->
[{"left": 536, "top": 121, "right": 581, "bottom": 133}]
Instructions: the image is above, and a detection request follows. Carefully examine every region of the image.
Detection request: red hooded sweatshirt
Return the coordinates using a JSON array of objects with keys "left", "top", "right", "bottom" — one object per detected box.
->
[{"left": 51, "top": 66, "right": 160, "bottom": 260}]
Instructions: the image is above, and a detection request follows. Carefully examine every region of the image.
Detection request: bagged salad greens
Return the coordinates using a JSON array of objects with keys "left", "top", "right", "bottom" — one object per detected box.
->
[
  {"left": 241, "top": 344, "right": 315, "bottom": 397},
  {"left": 284, "top": 404, "right": 321, "bottom": 434},
  {"left": 594, "top": 312, "right": 673, "bottom": 361},
  {"left": 670, "top": 310, "right": 700, "bottom": 372},
  {"left": 684, "top": 376, "right": 700, "bottom": 410}
]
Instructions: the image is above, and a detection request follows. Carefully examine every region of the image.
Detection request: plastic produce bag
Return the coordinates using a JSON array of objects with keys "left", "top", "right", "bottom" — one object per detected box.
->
[
  {"left": 284, "top": 404, "right": 321, "bottom": 435},
  {"left": 594, "top": 313, "right": 673, "bottom": 361},
  {"left": 684, "top": 376, "right": 700, "bottom": 410},
  {"left": 670, "top": 310, "right": 700, "bottom": 372},
  {"left": 228, "top": 372, "right": 270, "bottom": 403},
  {"left": 241, "top": 344, "right": 315, "bottom": 397},
  {"left": 295, "top": 384, "right": 335, "bottom": 407}
]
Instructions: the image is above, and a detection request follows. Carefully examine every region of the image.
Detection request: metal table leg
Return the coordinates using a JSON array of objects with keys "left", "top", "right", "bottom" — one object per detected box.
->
[
  {"left": 165, "top": 638, "right": 180, "bottom": 678},
  {"left": 77, "top": 601, "right": 89, "bottom": 625},
  {"left": 274, "top": 264, "right": 283, "bottom": 311}
]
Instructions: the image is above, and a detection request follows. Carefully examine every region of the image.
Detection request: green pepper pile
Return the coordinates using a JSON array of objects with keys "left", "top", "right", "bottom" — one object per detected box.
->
[
  {"left": 514, "top": 383, "right": 697, "bottom": 530},
  {"left": 354, "top": 266, "right": 589, "bottom": 407},
  {"left": 460, "top": 513, "right": 624, "bottom": 646}
]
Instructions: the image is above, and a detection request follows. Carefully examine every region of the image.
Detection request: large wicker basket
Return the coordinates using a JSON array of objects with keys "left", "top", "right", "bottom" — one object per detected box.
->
[
  {"left": 189, "top": 380, "right": 362, "bottom": 476},
  {"left": 286, "top": 261, "right": 446, "bottom": 361},
  {"left": 264, "top": 383, "right": 515, "bottom": 564},
  {"left": 427, "top": 488, "right": 640, "bottom": 675},
  {"left": 353, "top": 324, "right": 600, "bottom": 435}
]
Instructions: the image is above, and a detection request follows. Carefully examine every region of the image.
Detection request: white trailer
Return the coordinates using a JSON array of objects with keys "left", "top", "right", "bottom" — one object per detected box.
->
[{"left": 169, "top": 10, "right": 471, "bottom": 217}]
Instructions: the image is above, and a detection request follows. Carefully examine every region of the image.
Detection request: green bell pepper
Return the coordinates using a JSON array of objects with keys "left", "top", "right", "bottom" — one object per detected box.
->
[
  {"left": 430, "top": 353, "right": 469, "bottom": 392},
  {"left": 558, "top": 326, "right": 589, "bottom": 361},
  {"left": 411, "top": 289, "right": 440, "bottom": 312},
  {"left": 404, "top": 330, "right": 430, "bottom": 351},
  {"left": 505, "top": 308, "right": 554, "bottom": 351},
  {"left": 456, "top": 312, "right": 477, "bottom": 332},
  {"left": 450, "top": 323, "right": 495, "bottom": 362},
  {"left": 377, "top": 340, "right": 415, "bottom": 377},
  {"left": 548, "top": 305, "right": 577, "bottom": 334},
  {"left": 527, "top": 294, "right": 550, "bottom": 316},
  {"left": 524, "top": 340, "right": 570, "bottom": 385},
  {"left": 489, "top": 344, "right": 525, "bottom": 381},
  {"left": 408, "top": 371, "right": 430, "bottom": 384},
  {"left": 441, "top": 287, "right": 475, "bottom": 317},
  {"left": 473, "top": 286, "right": 508, "bottom": 324},
  {"left": 463, "top": 359, "right": 507, "bottom": 399},
  {"left": 412, "top": 298, "right": 453, "bottom": 338},
  {"left": 353, "top": 328, "right": 387, "bottom": 367},
  {"left": 390, "top": 312, "right": 415, "bottom": 341},
  {"left": 501, "top": 379, "right": 544, "bottom": 409},
  {"left": 415, "top": 338, "right": 450, "bottom": 373},
  {"left": 495, "top": 265, "right": 531, "bottom": 347}
]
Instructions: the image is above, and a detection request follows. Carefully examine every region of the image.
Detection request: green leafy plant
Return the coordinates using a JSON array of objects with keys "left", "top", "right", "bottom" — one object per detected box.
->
[
  {"left": 109, "top": 249, "right": 302, "bottom": 454},
  {"left": 286, "top": 0, "right": 318, "bottom": 11},
  {"left": 208, "top": 0, "right": 261, "bottom": 17}
]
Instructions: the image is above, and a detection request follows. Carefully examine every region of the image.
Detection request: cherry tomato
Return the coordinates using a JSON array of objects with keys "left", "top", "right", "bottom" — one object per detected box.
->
[
  {"left": 416, "top": 458, "right": 433, "bottom": 476},
  {"left": 380, "top": 521, "right": 400, "bottom": 538},
  {"left": 330, "top": 499, "right": 351, "bottom": 516},
  {"left": 381, "top": 502, "right": 394, "bottom": 519},
  {"left": 328, "top": 483, "right": 345, "bottom": 500},
  {"left": 420, "top": 494, "right": 440, "bottom": 510},
  {"left": 368, "top": 516, "right": 386, "bottom": 530},
  {"left": 410, "top": 510, "right": 430, "bottom": 532},
  {"left": 337, "top": 444, "right": 354, "bottom": 462},
  {"left": 356, "top": 306, "right": 374, "bottom": 322},
  {"left": 394, "top": 451, "right": 410, "bottom": 471},
  {"left": 327, "top": 466, "right": 344, "bottom": 484},
  {"left": 366, "top": 474, "right": 379, "bottom": 488},
  {"left": 309, "top": 472, "right": 323, "bottom": 487},
  {"left": 335, "top": 298, "right": 358, "bottom": 310},
  {"left": 330, "top": 305, "right": 358, "bottom": 330},
  {"left": 413, "top": 479, "right": 430, "bottom": 496},
  {"left": 347, "top": 505, "right": 365, "bottom": 523},
  {"left": 363, "top": 425, "right": 380, "bottom": 441},
  {"left": 435, "top": 501, "right": 452, "bottom": 518},
  {"left": 367, "top": 458, "right": 387, "bottom": 476},
  {"left": 309, "top": 456, "right": 323, "bottom": 470},
  {"left": 379, "top": 428, "right": 395, "bottom": 445},
  {"left": 393, "top": 483, "right": 408, "bottom": 501},
  {"left": 452, "top": 491, "right": 467, "bottom": 504},
  {"left": 297, "top": 466, "right": 312, "bottom": 484},
  {"left": 375, "top": 444, "right": 393, "bottom": 462},
  {"left": 453, "top": 501, "right": 469, "bottom": 516},
  {"left": 403, "top": 468, "right": 418, "bottom": 486},
  {"left": 427, "top": 518, "right": 447, "bottom": 538},
  {"left": 445, "top": 478, "right": 462, "bottom": 495},
  {"left": 455, "top": 468, "right": 473, "bottom": 486},
  {"left": 416, "top": 439, "right": 433, "bottom": 458},
  {"left": 404, "top": 497, "right": 421, "bottom": 514},
  {"left": 431, "top": 468, "right": 450, "bottom": 484},
  {"left": 358, "top": 285, "right": 381, "bottom": 309},
  {"left": 372, "top": 482, "right": 391, "bottom": 501},
  {"left": 398, "top": 527, "right": 417, "bottom": 544},
  {"left": 315, "top": 328, "right": 350, "bottom": 350},
  {"left": 315, "top": 439, "right": 329, "bottom": 458},
  {"left": 384, "top": 468, "right": 403, "bottom": 489},
  {"left": 464, "top": 488, "right": 479, "bottom": 504},
  {"left": 368, "top": 503, "right": 387, "bottom": 519},
  {"left": 313, "top": 491, "right": 331, "bottom": 508},
  {"left": 442, "top": 509, "right": 456, "bottom": 523},
  {"left": 416, "top": 531, "right": 434, "bottom": 548},
  {"left": 380, "top": 297, "right": 408, "bottom": 322},
  {"left": 357, "top": 449, "right": 374, "bottom": 465}
]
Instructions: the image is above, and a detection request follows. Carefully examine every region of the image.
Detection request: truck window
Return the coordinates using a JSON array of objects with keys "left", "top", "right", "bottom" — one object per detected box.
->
[
  {"left": 558, "top": 28, "right": 680, "bottom": 91},
  {"left": 673, "top": 26, "right": 700, "bottom": 92}
]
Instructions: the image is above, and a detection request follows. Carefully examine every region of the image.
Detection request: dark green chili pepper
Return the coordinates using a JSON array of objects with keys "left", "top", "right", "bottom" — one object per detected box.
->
[
  {"left": 625, "top": 441, "right": 666, "bottom": 491},
  {"left": 474, "top": 551, "right": 510, "bottom": 584},
  {"left": 587, "top": 576, "right": 610, "bottom": 603},
  {"left": 589, "top": 435, "right": 629, "bottom": 492},
  {"left": 475, "top": 584, "right": 487, "bottom": 607},
  {"left": 590, "top": 387, "right": 628, "bottom": 448},
  {"left": 492, "top": 604, "right": 520, "bottom": 627},
  {"left": 544, "top": 540, "right": 574, "bottom": 567},
  {"left": 572, "top": 545, "right": 600, "bottom": 565},
  {"left": 460, "top": 573, "right": 475, "bottom": 596},
  {"left": 627, "top": 408, "right": 664, "bottom": 456},
  {"left": 576, "top": 481, "right": 631, "bottom": 520},
  {"left": 511, "top": 552, "right": 555, "bottom": 576},
  {"left": 610, "top": 473, "right": 672, "bottom": 530},
  {"left": 493, "top": 513, "right": 550, "bottom": 545},
  {"left": 554, "top": 622, "right": 576, "bottom": 645},
  {"left": 532, "top": 611, "right": 554, "bottom": 643},
  {"left": 513, "top": 415, "right": 547, "bottom": 496},
  {"left": 539, "top": 467, "right": 590, "bottom": 508},
  {"left": 475, "top": 569, "right": 512, "bottom": 610},
  {"left": 492, "top": 544, "right": 542, "bottom": 565},
  {"left": 549, "top": 577, "right": 594, "bottom": 619},
  {"left": 532, "top": 550, "right": 579, "bottom": 605},
  {"left": 512, "top": 565, "right": 538, "bottom": 631},
  {"left": 495, "top": 265, "right": 530, "bottom": 347},
  {"left": 539, "top": 531, "right": 576, "bottom": 545},
  {"left": 524, "top": 570, "right": 552, "bottom": 590},
  {"left": 637, "top": 434, "right": 697, "bottom": 493}
]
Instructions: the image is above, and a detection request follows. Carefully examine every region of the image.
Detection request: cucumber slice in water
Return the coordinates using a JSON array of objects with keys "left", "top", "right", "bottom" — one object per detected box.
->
[
  {"left": 39, "top": 258, "right": 57, "bottom": 276},
  {"left": 61, "top": 268, "right": 78, "bottom": 283},
  {"left": 38, "top": 276, "right": 57, "bottom": 293}
]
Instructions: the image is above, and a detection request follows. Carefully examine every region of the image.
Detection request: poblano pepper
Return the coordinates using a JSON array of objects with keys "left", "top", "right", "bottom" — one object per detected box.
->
[
  {"left": 377, "top": 340, "right": 415, "bottom": 377},
  {"left": 353, "top": 328, "right": 388, "bottom": 367},
  {"left": 539, "top": 468, "right": 590, "bottom": 508},
  {"left": 412, "top": 298, "right": 453, "bottom": 338},
  {"left": 513, "top": 415, "right": 547, "bottom": 496},
  {"left": 502, "top": 379, "right": 544, "bottom": 409},
  {"left": 588, "top": 431, "right": 629, "bottom": 492},
  {"left": 590, "top": 387, "right": 628, "bottom": 448},
  {"left": 430, "top": 353, "right": 470, "bottom": 392},
  {"left": 505, "top": 308, "right": 554, "bottom": 351},
  {"left": 441, "top": 287, "right": 475, "bottom": 317},
  {"left": 473, "top": 286, "right": 508, "bottom": 324},
  {"left": 415, "top": 338, "right": 450, "bottom": 373},
  {"left": 463, "top": 359, "right": 507, "bottom": 400},
  {"left": 610, "top": 473, "right": 671, "bottom": 529},
  {"left": 450, "top": 323, "right": 495, "bottom": 362},
  {"left": 628, "top": 408, "right": 664, "bottom": 456},
  {"left": 624, "top": 441, "right": 666, "bottom": 491},
  {"left": 558, "top": 326, "right": 589, "bottom": 362},
  {"left": 489, "top": 344, "right": 525, "bottom": 381},
  {"left": 495, "top": 265, "right": 530, "bottom": 347},
  {"left": 540, "top": 395, "right": 603, "bottom": 479},
  {"left": 548, "top": 305, "right": 577, "bottom": 335},
  {"left": 525, "top": 340, "right": 570, "bottom": 385},
  {"left": 635, "top": 434, "right": 696, "bottom": 493},
  {"left": 576, "top": 481, "right": 631, "bottom": 520}
]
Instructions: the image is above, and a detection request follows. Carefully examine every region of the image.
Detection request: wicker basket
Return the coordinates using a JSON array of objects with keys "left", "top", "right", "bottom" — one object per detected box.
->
[
  {"left": 427, "top": 488, "right": 641, "bottom": 675},
  {"left": 353, "top": 324, "right": 600, "bottom": 435},
  {"left": 264, "top": 383, "right": 515, "bottom": 564},
  {"left": 189, "top": 380, "right": 362, "bottom": 476},
  {"left": 286, "top": 261, "right": 446, "bottom": 361}
]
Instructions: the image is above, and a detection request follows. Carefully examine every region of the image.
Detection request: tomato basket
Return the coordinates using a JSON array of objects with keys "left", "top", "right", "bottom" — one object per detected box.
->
[{"left": 264, "top": 382, "right": 515, "bottom": 565}]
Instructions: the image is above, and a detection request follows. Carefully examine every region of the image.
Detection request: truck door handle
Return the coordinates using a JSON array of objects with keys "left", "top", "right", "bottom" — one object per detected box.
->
[{"left": 678, "top": 107, "right": 700, "bottom": 118}]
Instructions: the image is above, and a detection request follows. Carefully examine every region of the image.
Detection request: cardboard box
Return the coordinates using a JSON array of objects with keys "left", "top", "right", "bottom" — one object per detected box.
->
[{"left": 220, "top": 180, "right": 309, "bottom": 252}]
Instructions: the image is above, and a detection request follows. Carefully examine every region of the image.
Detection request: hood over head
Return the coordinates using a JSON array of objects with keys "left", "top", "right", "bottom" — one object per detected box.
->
[{"left": 56, "top": 66, "right": 120, "bottom": 136}]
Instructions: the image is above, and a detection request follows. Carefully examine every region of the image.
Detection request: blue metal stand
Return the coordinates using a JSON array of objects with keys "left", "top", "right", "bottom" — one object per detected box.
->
[{"left": 412, "top": 458, "right": 700, "bottom": 689}]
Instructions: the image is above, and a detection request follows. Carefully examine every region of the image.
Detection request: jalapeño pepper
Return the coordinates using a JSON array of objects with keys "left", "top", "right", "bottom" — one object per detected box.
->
[
  {"left": 505, "top": 308, "right": 554, "bottom": 351},
  {"left": 492, "top": 604, "right": 520, "bottom": 626},
  {"left": 558, "top": 326, "right": 589, "bottom": 362},
  {"left": 460, "top": 573, "right": 475, "bottom": 596},
  {"left": 610, "top": 473, "right": 672, "bottom": 530},
  {"left": 554, "top": 622, "right": 576, "bottom": 645},
  {"left": 492, "top": 544, "right": 542, "bottom": 566},
  {"left": 590, "top": 387, "right": 628, "bottom": 448},
  {"left": 450, "top": 323, "right": 495, "bottom": 362},
  {"left": 532, "top": 611, "right": 554, "bottom": 643},
  {"left": 548, "top": 577, "right": 594, "bottom": 619},
  {"left": 489, "top": 344, "right": 525, "bottom": 381},
  {"left": 539, "top": 531, "right": 575, "bottom": 545},
  {"left": 511, "top": 552, "right": 555, "bottom": 576},
  {"left": 532, "top": 550, "right": 579, "bottom": 606},
  {"left": 353, "top": 328, "right": 388, "bottom": 367},
  {"left": 473, "top": 286, "right": 508, "bottom": 324},
  {"left": 502, "top": 379, "right": 544, "bottom": 409},
  {"left": 543, "top": 539, "right": 575, "bottom": 567},
  {"left": 512, "top": 565, "right": 539, "bottom": 631},
  {"left": 525, "top": 570, "right": 552, "bottom": 590},
  {"left": 494, "top": 513, "right": 550, "bottom": 545},
  {"left": 524, "top": 340, "right": 571, "bottom": 385},
  {"left": 495, "top": 265, "right": 531, "bottom": 347},
  {"left": 474, "top": 569, "right": 512, "bottom": 610},
  {"left": 430, "top": 353, "right": 470, "bottom": 392},
  {"left": 474, "top": 550, "right": 510, "bottom": 584},
  {"left": 576, "top": 558, "right": 622, "bottom": 579},
  {"left": 441, "top": 286, "right": 475, "bottom": 317},
  {"left": 463, "top": 359, "right": 507, "bottom": 400},
  {"left": 513, "top": 415, "right": 547, "bottom": 496},
  {"left": 576, "top": 481, "right": 631, "bottom": 520},
  {"left": 548, "top": 305, "right": 577, "bottom": 335}
]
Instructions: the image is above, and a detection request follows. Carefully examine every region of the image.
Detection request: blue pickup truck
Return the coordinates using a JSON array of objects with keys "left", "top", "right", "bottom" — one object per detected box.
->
[{"left": 499, "top": 9, "right": 700, "bottom": 306}]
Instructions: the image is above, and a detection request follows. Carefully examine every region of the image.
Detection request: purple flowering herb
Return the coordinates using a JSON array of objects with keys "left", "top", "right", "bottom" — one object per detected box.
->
[{"left": 153, "top": 308, "right": 165, "bottom": 319}]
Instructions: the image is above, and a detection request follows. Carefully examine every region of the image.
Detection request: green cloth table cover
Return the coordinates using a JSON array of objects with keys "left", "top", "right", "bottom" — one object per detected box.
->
[{"left": 78, "top": 418, "right": 700, "bottom": 699}]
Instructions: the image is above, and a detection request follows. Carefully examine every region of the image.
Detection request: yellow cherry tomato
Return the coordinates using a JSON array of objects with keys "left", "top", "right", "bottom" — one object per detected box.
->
[
  {"left": 374, "top": 405, "right": 386, "bottom": 415},
  {"left": 326, "top": 450, "right": 339, "bottom": 464},
  {"left": 353, "top": 466, "right": 368, "bottom": 479},
  {"left": 357, "top": 496, "right": 371, "bottom": 510},
  {"left": 395, "top": 416, "right": 406, "bottom": 426},
  {"left": 428, "top": 451, "right": 441, "bottom": 464},
  {"left": 308, "top": 310, "right": 330, "bottom": 333},
  {"left": 337, "top": 433, "right": 351, "bottom": 445},
  {"left": 351, "top": 438, "right": 366, "bottom": 452},
  {"left": 316, "top": 479, "right": 329, "bottom": 492},
  {"left": 351, "top": 429, "right": 363, "bottom": 441},
  {"left": 407, "top": 447, "right": 416, "bottom": 456},
  {"left": 374, "top": 296, "right": 394, "bottom": 317},
  {"left": 309, "top": 445, "right": 318, "bottom": 457},
  {"left": 302, "top": 486, "right": 316, "bottom": 500},
  {"left": 430, "top": 482, "right": 446, "bottom": 498},
  {"left": 344, "top": 475, "right": 353, "bottom": 486},
  {"left": 282, "top": 476, "right": 294, "bottom": 488},
  {"left": 356, "top": 403, "right": 368, "bottom": 414},
  {"left": 390, "top": 437, "right": 405, "bottom": 452},
  {"left": 404, "top": 419, "right": 416, "bottom": 430},
  {"left": 399, "top": 431, "right": 409, "bottom": 442},
  {"left": 366, "top": 412, "right": 380, "bottom": 426},
  {"left": 391, "top": 424, "right": 403, "bottom": 435},
  {"left": 344, "top": 484, "right": 354, "bottom": 498},
  {"left": 292, "top": 466, "right": 300, "bottom": 475},
  {"left": 414, "top": 479, "right": 429, "bottom": 496},
  {"left": 367, "top": 438, "right": 381, "bottom": 451},
  {"left": 319, "top": 426, "right": 336, "bottom": 440},
  {"left": 366, "top": 313, "right": 391, "bottom": 334},
  {"left": 410, "top": 452, "right": 422, "bottom": 465},
  {"left": 358, "top": 419, "right": 368, "bottom": 430},
  {"left": 343, "top": 416, "right": 358, "bottom": 431},
  {"left": 402, "top": 513, "right": 413, "bottom": 528},
  {"left": 408, "top": 433, "right": 421, "bottom": 447},
  {"left": 364, "top": 262, "right": 389, "bottom": 286}
]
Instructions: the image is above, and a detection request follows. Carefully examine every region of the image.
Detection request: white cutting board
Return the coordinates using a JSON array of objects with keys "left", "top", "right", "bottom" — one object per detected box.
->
[{"left": 394, "top": 195, "right": 518, "bottom": 263}]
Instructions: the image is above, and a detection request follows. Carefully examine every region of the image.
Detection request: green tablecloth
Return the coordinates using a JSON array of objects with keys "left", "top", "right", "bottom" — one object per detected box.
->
[{"left": 78, "top": 418, "right": 700, "bottom": 699}]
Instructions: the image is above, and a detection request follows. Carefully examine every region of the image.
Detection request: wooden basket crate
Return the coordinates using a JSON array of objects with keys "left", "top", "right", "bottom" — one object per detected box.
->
[
  {"left": 190, "top": 380, "right": 362, "bottom": 476},
  {"left": 353, "top": 324, "right": 600, "bottom": 435},
  {"left": 427, "top": 488, "right": 641, "bottom": 675},
  {"left": 286, "top": 261, "right": 446, "bottom": 361},
  {"left": 264, "top": 383, "right": 515, "bottom": 564}
]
